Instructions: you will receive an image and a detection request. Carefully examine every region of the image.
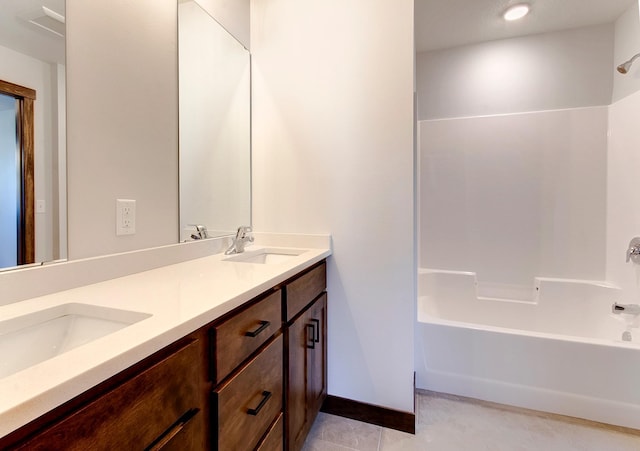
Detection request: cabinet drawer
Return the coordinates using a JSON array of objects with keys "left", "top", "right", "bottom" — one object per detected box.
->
[
  {"left": 18, "top": 339, "right": 205, "bottom": 450},
  {"left": 286, "top": 262, "right": 326, "bottom": 322},
  {"left": 212, "top": 290, "right": 282, "bottom": 383},
  {"left": 256, "top": 413, "right": 283, "bottom": 451},
  {"left": 213, "top": 335, "right": 283, "bottom": 451}
]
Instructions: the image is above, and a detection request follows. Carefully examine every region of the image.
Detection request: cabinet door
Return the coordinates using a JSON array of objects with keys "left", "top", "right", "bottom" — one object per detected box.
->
[
  {"left": 287, "top": 307, "right": 310, "bottom": 451},
  {"left": 287, "top": 294, "right": 327, "bottom": 451},
  {"left": 306, "top": 294, "right": 327, "bottom": 418}
]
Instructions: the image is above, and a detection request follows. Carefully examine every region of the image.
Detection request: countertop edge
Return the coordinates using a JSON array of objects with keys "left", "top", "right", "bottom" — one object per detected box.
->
[{"left": 0, "top": 244, "right": 331, "bottom": 439}]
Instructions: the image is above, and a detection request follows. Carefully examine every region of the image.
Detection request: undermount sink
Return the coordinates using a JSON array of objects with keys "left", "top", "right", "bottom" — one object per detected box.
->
[
  {"left": 223, "top": 247, "right": 307, "bottom": 264},
  {"left": 0, "top": 303, "right": 151, "bottom": 379}
]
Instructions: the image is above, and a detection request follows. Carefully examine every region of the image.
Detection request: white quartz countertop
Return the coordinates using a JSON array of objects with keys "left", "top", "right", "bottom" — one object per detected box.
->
[{"left": 0, "top": 242, "right": 331, "bottom": 438}]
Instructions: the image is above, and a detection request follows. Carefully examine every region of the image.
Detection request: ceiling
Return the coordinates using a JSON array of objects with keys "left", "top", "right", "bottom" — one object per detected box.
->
[
  {"left": 415, "top": 0, "right": 636, "bottom": 53},
  {"left": 1, "top": 1, "right": 635, "bottom": 66},
  {"left": 0, "top": 0, "right": 65, "bottom": 64}
]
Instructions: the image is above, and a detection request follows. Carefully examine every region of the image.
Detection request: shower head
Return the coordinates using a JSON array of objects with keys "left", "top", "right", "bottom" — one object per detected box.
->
[{"left": 617, "top": 53, "right": 640, "bottom": 74}]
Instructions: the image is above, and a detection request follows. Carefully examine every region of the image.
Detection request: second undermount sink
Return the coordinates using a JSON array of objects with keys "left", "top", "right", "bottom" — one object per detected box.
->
[
  {"left": 223, "top": 247, "right": 307, "bottom": 264},
  {"left": 0, "top": 303, "right": 151, "bottom": 379}
]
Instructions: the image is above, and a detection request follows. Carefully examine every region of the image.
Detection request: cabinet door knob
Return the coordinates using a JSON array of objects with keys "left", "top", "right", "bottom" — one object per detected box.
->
[
  {"left": 247, "top": 390, "right": 272, "bottom": 416},
  {"left": 245, "top": 320, "right": 270, "bottom": 338}
]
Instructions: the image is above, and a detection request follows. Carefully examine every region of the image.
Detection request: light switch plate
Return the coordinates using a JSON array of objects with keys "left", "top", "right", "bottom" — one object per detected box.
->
[
  {"left": 116, "top": 199, "right": 136, "bottom": 236},
  {"left": 36, "top": 200, "right": 45, "bottom": 213}
]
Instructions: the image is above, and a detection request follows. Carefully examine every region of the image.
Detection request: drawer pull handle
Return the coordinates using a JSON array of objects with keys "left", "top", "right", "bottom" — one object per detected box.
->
[
  {"left": 145, "top": 408, "right": 200, "bottom": 451},
  {"left": 246, "top": 320, "right": 270, "bottom": 337},
  {"left": 248, "top": 390, "right": 272, "bottom": 416},
  {"left": 306, "top": 323, "right": 316, "bottom": 349},
  {"left": 311, "top": 318, "right": 320, "bottom": 343}
]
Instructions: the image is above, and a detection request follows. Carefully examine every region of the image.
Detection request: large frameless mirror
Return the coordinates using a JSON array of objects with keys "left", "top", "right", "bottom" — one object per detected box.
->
[
  {"left": 178, "top": 0, "right": 251, "bottom": 242},
  {"left": 0, "top": 0, "right": 66, "bottom": 271}
]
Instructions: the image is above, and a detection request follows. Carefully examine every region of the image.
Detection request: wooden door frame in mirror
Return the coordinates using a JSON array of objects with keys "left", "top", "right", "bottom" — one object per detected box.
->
[{"left": 0, "top": 79, "right": 36, "bottom": 265}]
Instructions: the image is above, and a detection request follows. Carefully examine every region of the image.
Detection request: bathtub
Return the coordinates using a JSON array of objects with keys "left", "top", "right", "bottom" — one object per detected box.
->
[{"left": 415, "top": 269, "right": 640, "bottom": 430}]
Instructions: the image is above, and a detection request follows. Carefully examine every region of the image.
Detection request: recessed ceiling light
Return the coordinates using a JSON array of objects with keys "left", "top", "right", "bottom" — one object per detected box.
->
[{"left": 503, "top": 4, "right": 530, "bottom": 21}]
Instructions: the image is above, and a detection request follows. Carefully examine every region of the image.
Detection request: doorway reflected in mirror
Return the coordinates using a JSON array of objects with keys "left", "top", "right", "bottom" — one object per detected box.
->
[
  {"left": 0, "top": 0, "right": 66, "bottom": 271},
  {"left": 0, "top": 81, "right": 35, "bottom": 268}
]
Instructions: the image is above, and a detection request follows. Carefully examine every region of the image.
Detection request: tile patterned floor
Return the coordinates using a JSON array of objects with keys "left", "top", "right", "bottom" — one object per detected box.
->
[{"left": 302, "top": 392, "right": 640, "bottom": 450}]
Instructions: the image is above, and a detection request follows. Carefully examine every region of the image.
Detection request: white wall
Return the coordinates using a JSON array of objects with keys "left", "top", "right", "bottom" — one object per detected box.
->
[
  {"left": 420, "top": 108, "right": 608, "bottom": 298},
  {"left": 0, "top": 43, "right": 59, "bottom": 263},
  {"left": 613, "top": 0, "right": 640, "bottom": 102},
  {"left": 193, "top": 0, "right": 250, "bottom": 49},
  {"left": 179, "top": 1, "right": 251, "bottom": 239},
  {"left": 66, "top": 0, "right": 179, "bottom": 259},
  {"left": 607, "top": 89, "right": 640, "bottom": 303},
  {"left": 251, "top": 0, "right": 415, "bottom": 412},
  {"left": 416, "top": 24, "right": 614, "bottom": 120}
]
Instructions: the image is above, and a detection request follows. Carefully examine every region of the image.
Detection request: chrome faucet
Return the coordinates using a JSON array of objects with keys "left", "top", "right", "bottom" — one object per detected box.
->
[
  {"left": 612, "top": 302, "right": 640, "bottom": 315},
  {"left": 225, "top": 226, "right": 254, "bottom": 255},
  {"left": 189, "top": 224, "right": 209, "bottom": 240}
]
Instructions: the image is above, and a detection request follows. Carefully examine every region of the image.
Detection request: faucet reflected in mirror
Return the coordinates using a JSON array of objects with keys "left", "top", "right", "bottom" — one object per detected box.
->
[{"left": 189, "top": 224, "right": 209, "bottom": 240}]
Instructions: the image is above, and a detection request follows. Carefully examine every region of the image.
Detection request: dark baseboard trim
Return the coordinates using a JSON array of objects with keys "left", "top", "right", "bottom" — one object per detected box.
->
[{"left": 321, "top": 395, "right": 415, "bottom": 434}]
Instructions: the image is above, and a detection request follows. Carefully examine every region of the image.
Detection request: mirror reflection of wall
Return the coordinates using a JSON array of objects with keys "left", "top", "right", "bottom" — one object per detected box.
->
[
  {"left": 178, "top": 0, "right": 251, "bottom": 241},
  {"left": 0, "top": 0, "right": 66, "bottom": 271}
]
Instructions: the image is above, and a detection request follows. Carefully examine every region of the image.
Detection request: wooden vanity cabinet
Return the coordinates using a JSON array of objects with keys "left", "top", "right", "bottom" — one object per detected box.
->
[
  {"left": 285, "top": 262, "right": 328, "bottom": 451},
  {"left": 0, "top": 260, "right": 328, "bottom": 451}
]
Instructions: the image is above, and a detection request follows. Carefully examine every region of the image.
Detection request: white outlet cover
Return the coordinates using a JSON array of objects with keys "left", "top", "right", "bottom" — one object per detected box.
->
[{"left": 116, "top": 199, "right": 136, "bottom": 236}]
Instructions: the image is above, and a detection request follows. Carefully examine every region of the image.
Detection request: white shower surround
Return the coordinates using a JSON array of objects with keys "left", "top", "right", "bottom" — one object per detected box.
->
[
  {"left": 415, "top": 269, "right": 640, "bottom": 429},
  {"left": 419, "top": 106, "right": 608, "bottom": 297}
]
